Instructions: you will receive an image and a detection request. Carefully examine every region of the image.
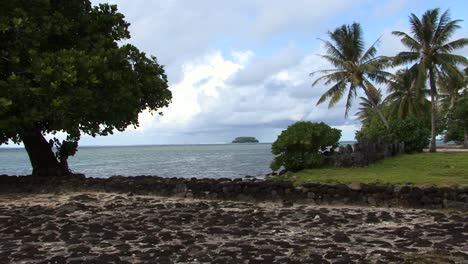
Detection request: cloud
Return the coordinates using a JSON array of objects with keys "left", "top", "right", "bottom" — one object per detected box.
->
[
  {"left": 137, "top": 47, "right": 361, "bottom": 142},
  {"left": 91, "top": 0, "right": 366, "bottom": 83},
  {"left": 229, "top": 44, "right": 304, "bottom": 86},
  {"left": 20, "top": 0, "right": 465, "bottom": 147}
]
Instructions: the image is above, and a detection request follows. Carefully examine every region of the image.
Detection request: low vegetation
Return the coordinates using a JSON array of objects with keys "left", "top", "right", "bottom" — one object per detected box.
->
[
  {"left": 273, "top": 153, "right": 468, "bottom": 187},
  {"left": 270, "top": 122, "right": 341, "bottom": 172}
]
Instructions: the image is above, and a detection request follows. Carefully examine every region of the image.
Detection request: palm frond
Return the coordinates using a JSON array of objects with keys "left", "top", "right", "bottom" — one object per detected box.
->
[
  {"left": 318, "top": 54, "right": 345, "bottom": 68},
  {"left": 441, "top": 38, "right": 468, "bottom": 52},
  {"left": 344, "top": 84, "right": 357, "bottom": 117},
  {"left": 393, "top": 51, "right": 420, "bottom": 66},
  {"left": 435, "top": 53, "right": 468, "bottom": 65},
  {"left": 392, "top": 31, "right": 422, "bottom": 51},
  {"left": 433, "top": 19, "right": 462, "bottom": 45},
  {"left": 316, "top": 80, "right": 346, "bottom": 107},
  {"left": 360, "top": 35, "right": 381, "bottom": 63},
  {"left": 311, "top": 71, "right": 346, "bottom": 86},
  {"left": 319, "top": 38, "right": 345, "bottom": 61}
]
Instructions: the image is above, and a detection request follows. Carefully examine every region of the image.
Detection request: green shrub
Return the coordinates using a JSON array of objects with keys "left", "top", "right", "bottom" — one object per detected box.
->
[
  {"left": 270, "top": 121, "right": 341, "bottom": 172},
  {"left": 356, "top": 116, "right": 430, "bottom": 153},
  {"left": 389, "top": 116, "right": 430, "bottom": 153},
  {"left": 445, "top": 94, "right": 468, "bottom": 144},
  {"left": 355, "top": 116, "right": 388, "bottom": 140}
]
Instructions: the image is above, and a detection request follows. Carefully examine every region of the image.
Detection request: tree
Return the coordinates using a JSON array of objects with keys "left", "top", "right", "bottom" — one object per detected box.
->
[
  {"left": 0, "top": 1, "right": 172, "bottom": 176},
  {"left": 384, "top": 69, "right": 430, "bottom": 120},
  {"left": 447, "top": 94, "right": 468, "bottom": 148},
  {"left": 271, "top": 122, "right": 341, "bottom": 172},
  {"left": 356, "top": 95, "right": 381, "bottom": 123},
  {"left": 438, "top": 68, "right": 466, "bottom": 113},
  {"left": 392, "top": 8, "right": 468, "bottom": 152},
  {"left": 311, "top": 23, "right": 391, "bottom": 128},
  {"left": 389, "top": 116, "right": 430, "bottom": 153},
  {"left": 356, "top": 116, "right": 430, "bottom": 153}
]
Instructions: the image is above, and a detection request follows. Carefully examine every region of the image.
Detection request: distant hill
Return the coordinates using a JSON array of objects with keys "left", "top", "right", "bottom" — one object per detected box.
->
[{"left": 232, "top": 137, "right": 259, "bottom": 143}]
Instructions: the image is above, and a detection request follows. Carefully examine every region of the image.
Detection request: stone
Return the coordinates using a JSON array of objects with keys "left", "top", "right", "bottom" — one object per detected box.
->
[
  {"left": 56, "top": 204, "right": 78, "bottom": 215},
  {"left": 367, "top": 196, "right": 377, "bottom": 206},
  {"left": 348, "top": 182, "right": 362, "bottom": 191},
  {"left": 443, "top": 199, "right": 468, "bottom": 210}
]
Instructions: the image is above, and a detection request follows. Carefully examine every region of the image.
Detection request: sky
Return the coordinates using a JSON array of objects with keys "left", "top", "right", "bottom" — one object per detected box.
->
[{"left": 9, "top": 0, "right": 468, "bottom": 147}]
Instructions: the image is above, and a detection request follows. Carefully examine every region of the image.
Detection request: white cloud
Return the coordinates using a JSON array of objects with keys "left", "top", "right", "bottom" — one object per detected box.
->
[{"left": 27, "top": 0, "right": 468, "bottom": 146}]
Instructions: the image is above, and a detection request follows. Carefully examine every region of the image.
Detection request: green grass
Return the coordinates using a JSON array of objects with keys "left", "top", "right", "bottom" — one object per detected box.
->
[{"left": 275, "top": 152, "right": 468, "bottom": 187}]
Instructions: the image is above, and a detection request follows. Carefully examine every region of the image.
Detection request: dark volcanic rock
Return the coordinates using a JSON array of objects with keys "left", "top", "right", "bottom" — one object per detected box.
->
[{"left": 0, "top": 193, "right": 466, "bottom": 263}]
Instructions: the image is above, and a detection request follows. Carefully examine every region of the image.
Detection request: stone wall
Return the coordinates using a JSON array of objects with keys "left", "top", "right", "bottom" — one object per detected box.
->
[
  {"left": 0, "top": 175, "right": 466, "bottom": 210},
  {"left": 323, "top": 138, "right": 405, "bottom": 167}
]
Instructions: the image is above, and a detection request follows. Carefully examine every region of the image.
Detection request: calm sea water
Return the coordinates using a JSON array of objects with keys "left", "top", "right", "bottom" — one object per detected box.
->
[{"left": 0, "top": 144, "right": 274, "bottom": 178}]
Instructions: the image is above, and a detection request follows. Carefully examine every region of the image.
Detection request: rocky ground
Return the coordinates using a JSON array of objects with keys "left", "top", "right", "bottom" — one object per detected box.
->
[{"left": 0, "top": 193, "right": 467, "bottom": 264}]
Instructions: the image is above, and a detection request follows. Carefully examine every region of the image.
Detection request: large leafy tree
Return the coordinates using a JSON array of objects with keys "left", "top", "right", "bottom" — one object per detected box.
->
[
  {"left": 384, "top": 69, "right": 430, "bottom": 120},
  {"left": 311, "top": 23, "right": 391, "bottom": 128},
  {"left": 0, "top": 1, "right": 172, "bottom": 176},
  {"left": 392, "top": 8, "right": 468, "bottom": 152},
  {"left": 270, "top": 121, "right": 341, "bottom": 172}
]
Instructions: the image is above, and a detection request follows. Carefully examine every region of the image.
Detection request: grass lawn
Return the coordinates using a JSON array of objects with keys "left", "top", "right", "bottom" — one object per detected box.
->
[{"left": 275, "top": 152, "right": 468, "bottom": 187}]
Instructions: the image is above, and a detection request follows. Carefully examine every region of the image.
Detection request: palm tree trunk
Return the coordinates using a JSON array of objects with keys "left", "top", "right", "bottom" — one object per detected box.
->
[
  {"left": 361, "top": 84, "right": 390, "bottom": 129},
  {"left": 428, "top": 67, "right": 437, "bottom": 152},
  {"left": 464, "top": 128, "right": 468, "bottom": 149}
]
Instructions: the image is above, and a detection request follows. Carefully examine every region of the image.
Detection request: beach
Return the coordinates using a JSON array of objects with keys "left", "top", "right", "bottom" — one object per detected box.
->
[{"left": 1, "top": 192, "right": 467, "bottom": 263}]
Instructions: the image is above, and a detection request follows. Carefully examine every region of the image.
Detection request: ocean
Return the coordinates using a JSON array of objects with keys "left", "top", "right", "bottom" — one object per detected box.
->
[{"left": 0, "top": 144, "right": 275, "bottom": 178}]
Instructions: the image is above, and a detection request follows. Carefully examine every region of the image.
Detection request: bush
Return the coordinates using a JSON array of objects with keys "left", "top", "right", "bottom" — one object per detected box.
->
[
  {"left": 390, "top": 116, "right": 430, "bottom": 153},
  {"left": 445, "top": 94, "right": 468, "bottom": 146},
  {"left": 270, "top": 121, "right": 341, "bottom": 172},
  {"left": 355, "top": 116, "right": 388, "bottom": 141},
  {"left": 356, "top": 116, "right": 430, "bottom": 153}
]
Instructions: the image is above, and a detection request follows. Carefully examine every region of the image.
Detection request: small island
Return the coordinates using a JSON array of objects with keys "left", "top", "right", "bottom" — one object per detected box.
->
[{"left": 232, "top": 137, "right": 259, "bottom": 143}]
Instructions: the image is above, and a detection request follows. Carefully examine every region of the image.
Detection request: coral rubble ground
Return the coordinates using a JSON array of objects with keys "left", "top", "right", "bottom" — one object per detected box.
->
[{"left": 0, "top": 193, "right": 467, "bottom": 263}]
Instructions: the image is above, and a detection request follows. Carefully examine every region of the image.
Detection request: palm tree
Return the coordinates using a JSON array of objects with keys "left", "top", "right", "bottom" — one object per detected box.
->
[
  {"left": 311, "top": 23, "right": 391, "bottom": 128},
  {"left": 438, "top": 67, "right": 465, "bottom": 113},
  {"left": 392, "top": 8, "right": 468, "bottom": 152},
  {"left": 384, "top": 69, "right": 430, "bottom": 120},
  {"left": 356, "top": 93, "right": 382, "bottom": 122}
]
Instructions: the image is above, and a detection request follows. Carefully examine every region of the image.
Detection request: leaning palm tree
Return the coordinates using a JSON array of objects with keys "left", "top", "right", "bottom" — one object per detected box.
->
[
  {"left": 311, "top": 23, "right": 391, "bottom": 128},
  {"left": 384, "top": 69, "right": 430, "bottom": 120},
  {"left": 392, "top": 8, "right": 468, "bottom": 152}
]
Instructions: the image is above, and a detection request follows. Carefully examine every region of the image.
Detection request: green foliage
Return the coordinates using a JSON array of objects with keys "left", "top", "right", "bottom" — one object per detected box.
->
[
  {"left": 452, "top": 95, "right": 468, "bottom": 128},
  {"left": 392, "top": 8, "right": 468, "bottom": 151},
  {"left": 390, "top": 116, "right": 430, "bottom": 153},
  {"left": 311, "top": 22, "right": 391, "bottom": 127},
  {"left": 384, "top": 68, "right": 431, "bottom": 120},
  {"left": 446, "top": 94, "right": 468, "bottom": 142},
  {"left": 270, "top": 122, "right": 341, "bottom": 172},
  {"left": 0, "top": 1, "right": 171, "bottom": 145},
  {"left": 357, "top": 116, "right": 430, "bottom": 153},
  {"left": 356, "top": 115, "right": 388, "bottom": 140}
]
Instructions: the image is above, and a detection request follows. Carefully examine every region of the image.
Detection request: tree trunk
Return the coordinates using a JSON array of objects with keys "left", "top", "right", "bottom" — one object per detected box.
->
[
  {"left": 21, "top": 128, "right": 69, "bottom": 176},
  {"left": 464, "top": 128, "right": 468, "bottom": 149},
  {"left": 428, "top": 68, "right": 437, "bottom": 153},
  {"left": 361, "top": 84, "right": 390, "bottom": 129}
]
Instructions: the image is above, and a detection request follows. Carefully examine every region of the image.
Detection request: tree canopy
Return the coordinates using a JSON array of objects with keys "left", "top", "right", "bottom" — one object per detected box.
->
[
  {"left": 0, "top": 1, "right": 172, "bottom": 175},
  {"left": 392, "top": 8, "right": 468, "bottom": 152},
  {"left": 311, "top": 22, "right": 391, "bottom": 128},
  {"left": 271, "top": 122, "right": 341, "bottom": 172}
]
